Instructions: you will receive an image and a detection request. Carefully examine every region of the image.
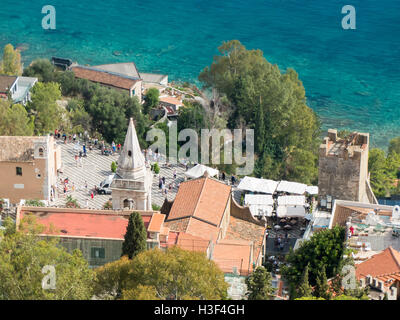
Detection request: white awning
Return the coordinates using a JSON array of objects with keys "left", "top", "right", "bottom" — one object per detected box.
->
[
  {"left": 249, "top": 205, "right": 274, "bottom": 217},
  {"left": 184, "top": 164, "right": 219, "bottom": 179},
  {"left": 237, "top": 176, "right": 278, "bottom": 194},
  {"left": 306, "top": 186, "right": 318, "bottom": 195},
  {"left": 276, "top": 180, "right": 307, "bottom": 195},
  {"left": 277, "top": 195, "right": 305, "bottom": 206},
  {"left": 277, "top": 206, "right": 306, "bottom": 218},
  {"left": 245, "top": 194, "right": 274, "bottom": 206}
]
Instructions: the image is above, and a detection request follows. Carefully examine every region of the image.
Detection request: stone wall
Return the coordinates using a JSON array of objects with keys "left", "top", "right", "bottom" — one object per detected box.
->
[
  {"left": 318, "top": 130, "right": 370, "bottom": 203},
  {"left": 230, "top": 194, "right": 265, "bottom": 227}
]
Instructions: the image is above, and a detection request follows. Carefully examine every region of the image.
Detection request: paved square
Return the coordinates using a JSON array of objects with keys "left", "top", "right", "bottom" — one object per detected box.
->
[{"left": 50, "top": 140, "right": 188, "bottom": 209}]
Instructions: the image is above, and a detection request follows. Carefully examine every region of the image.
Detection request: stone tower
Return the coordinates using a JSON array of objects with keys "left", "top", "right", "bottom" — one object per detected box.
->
[
  {"left": 111, "top": 118, "right": 152, "bottom": 210},
  {"left": 318, "top": 129, "right": 376, "bottom": 207}
]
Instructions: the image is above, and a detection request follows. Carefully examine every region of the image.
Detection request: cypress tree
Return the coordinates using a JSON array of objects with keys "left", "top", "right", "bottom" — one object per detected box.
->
[
  {"left": 121, "top": 212, "right": 147, "bottom": 259},
  {"left": 314, "top": 265, "right": 332, "bottom": 300},
  {"left": 297, "top": 264, "right": 313, "bottom": 298}
]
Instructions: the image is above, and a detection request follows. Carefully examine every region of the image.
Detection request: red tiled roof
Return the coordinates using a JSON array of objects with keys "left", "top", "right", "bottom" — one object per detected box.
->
[
  {"left": 356, "top": 246, "right": 400, "bottom": 279},
  {"left": 0, "top": 75, "right": 17, "bottom": 93},
  {"left": 166, "top": 176, "right": 231, "bottom": 226},
  {"left": 147, "top": 213, "right": 166, "bottom": 233},
  {"left": 212, "top": 240, "right": 252, "bottom": 276},
  {"left": 176, "top": 232, "right": 210, "bottom": 252},
  {"left": 72, "top": 66, "right": 139, "bottom": 90},
  {"left": 160, "top": 96, "right": 182, "bottom": 106},
  {"left": 19, "top": 208, "right": 152, "bottom": 240}
]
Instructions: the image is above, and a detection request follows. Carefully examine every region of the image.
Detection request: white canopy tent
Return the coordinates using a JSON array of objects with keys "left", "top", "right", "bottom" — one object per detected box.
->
[
  {"left": 277, "top": 195, "right": 306, "bottom": 206},
  {"left": 276, "top": 206, "right": 306, "bottom": 218},
  {"left": 276, "top": 180, "right": 307, "bottom": 195},
  {"left": 249, "top": 205, "right": 274, "bottom": 218},
  {"left": 306, "top": 186, "right": 318, "bottom": 195},
  {"left": 184, "top": 164, "right": 219, "bottom": 179},
  {"left": 244, "top": 194, "right": 274, "bottom": 206},
  {"left": 237, "top": 176, "right": 278, "bottom": 194}
]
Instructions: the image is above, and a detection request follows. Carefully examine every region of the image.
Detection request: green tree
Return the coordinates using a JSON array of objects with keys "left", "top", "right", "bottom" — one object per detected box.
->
[
  {"left": 0, "top": 216, "right": 94, "bottom": 299},
  {"left": 27, "top": 82, "right": 62, "bottom": 135},
  {"left": 153, "top": 162, "right": 160, "bottom": 174},
  {"left": 143, "top": 87, "right": 160, "bottom": 115},
  {"left": 121, "top": 212, "right": 147, "bottom": 259},
  {"left": 93, "top": 256, "right": 132, "bottom": 299},
  {"left": 297, "top": 264, "right": 313, "bottom": 298},
  {"left": 0, "top": 100, "right": 34, "bottom": 136},
  {"left": 0, "top": 44, "right": 22, "bottom": 75},
  {"left": 245, "top": 266, "right": 275, "bottom": 300},
  {"left": 111, "top": 161, "right": 117, "bottom": 173},
  {"left": 95, "top": 247, "right": 228, "bottom": 300},
  {"left": 65, "top": 195, "right": 80, "bottom": 208},
  {"left": 199, "top": 40, "right": 320, "bottom": 184},
  {"left": 368, "top": 148, "right": 399, "bottom": 198},
  {"left": 313, "top": 265, "right": 332, "bottom": 300},
  {"left": 281, "top": 226, "right": 346, "bottom": 289},
  {"left": 23, "top": 58, "right": 55, "bottom": 82},
  {"left": 389, "top": 137, "right": 400, "bottom": 155}
]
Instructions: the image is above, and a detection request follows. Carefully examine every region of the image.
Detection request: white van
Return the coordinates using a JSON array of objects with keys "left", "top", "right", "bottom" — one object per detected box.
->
[{"left": 98, "top": 174, "right": 115, "bottom": 195}]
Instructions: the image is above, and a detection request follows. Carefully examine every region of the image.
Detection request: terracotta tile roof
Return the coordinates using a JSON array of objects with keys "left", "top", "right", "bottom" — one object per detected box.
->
[
  {"left": 164, "top": 217, "right": 191, "bottom": 233},
  {"left": 356, "top": 246, "right": 400, "bottom": 279},
  {"left": 166, "top": 176, "right": 231, "bottom": 226},
  {"left": 71, "top": 66, "right": 140, "bottom": 90},
  {"left": 147, "top": 213, "right": 166, "bottom": 233},
  {"left": 176, "top": 232, "right": 210, "bottom": 252},
  {"left": 212, "top": 240, "right": 252, "bottom": 276},
  {"left": 19, "top": 207, "right": 153, "bottom": 240},
  {"left": 0, "top": 75, "right": 17, "bottom": 93},
  {"left": 159, "top": 96, "right": 183, "bottom": 106},
  {"left": 165, "top": 176, "right": 231, "bottom": 242},
  {"left": 185, "top": 217, "right": 220, "bottom": 242},
  {"left": 0, "top": 136, "right": 47, "bottom": 162}
]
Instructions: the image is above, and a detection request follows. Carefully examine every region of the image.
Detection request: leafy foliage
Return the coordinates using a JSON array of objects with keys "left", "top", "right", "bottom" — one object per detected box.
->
[
  {"left": 27, "top": 82, "right": 62, "bottom": 135},
  {"left": 0, "top": 44, "right": 22, "bottom": 75},
  {"left": 245, "top": 266, "right": 275, "bottom": 300},
  {"left": 0, "top": 216, "right": 94, "bottom": 299},
  {"left": 369, "top": 147, "right": 400, "bottom": 198},
  {"left": 143, "top": 87, "right": 160, "bottom": 115},
  {"left": 281, "top": 226, "right": 346, "bottom": 288},
  {"left": 0, "top": 100, "right": 34, "bottom": 135},
  {"left": 313, "top": 265, "right": 332, "bottom": 300},
  {"left": 23, "top": 59, "right": 55, "bottom": 82},
  {"left": 199, "top": 40, "right": 320, "bottom": 184},
  {"left": 25, "top": 199, "right": 46, "bottom": 207},
  {"left": 297, "top": 264, "right": 313, "bottom": 298},
  {"left": 65, "top": 195, "right": 80, "bottom": 208},
  {"left": 94, "top": 247, "right": 228, "bottom": 300}
]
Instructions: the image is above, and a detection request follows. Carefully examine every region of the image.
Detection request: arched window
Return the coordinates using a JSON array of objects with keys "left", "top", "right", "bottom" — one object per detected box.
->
[
  {"left": 128, "top": 150, "right": 132, "bottom": 157},
  {"left": 38, "top": 147, "right": 44, "bottom": 157}
]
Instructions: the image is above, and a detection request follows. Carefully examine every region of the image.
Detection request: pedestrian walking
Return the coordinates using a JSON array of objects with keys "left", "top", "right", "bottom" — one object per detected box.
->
[
  {"left": 91, "top": 191, "right": 94, "bottom": 199},
  {"left": 173, "top": 169, "right": 177, "bottom": 179}
]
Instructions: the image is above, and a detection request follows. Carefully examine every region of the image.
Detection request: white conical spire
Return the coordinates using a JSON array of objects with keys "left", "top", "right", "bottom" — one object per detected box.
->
[{"left": 116, "top": 118, "right": 146, "bottom": 180}]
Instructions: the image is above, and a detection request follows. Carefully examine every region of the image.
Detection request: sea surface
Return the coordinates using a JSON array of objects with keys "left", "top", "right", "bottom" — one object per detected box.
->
[{"left": 1, "top": 0, "right": 399, "bottom": 148}]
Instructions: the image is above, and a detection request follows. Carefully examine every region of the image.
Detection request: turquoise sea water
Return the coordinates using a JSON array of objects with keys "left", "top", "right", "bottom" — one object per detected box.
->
[{"left": 0, "top": 0, "right": 399, "bottom": 147}]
